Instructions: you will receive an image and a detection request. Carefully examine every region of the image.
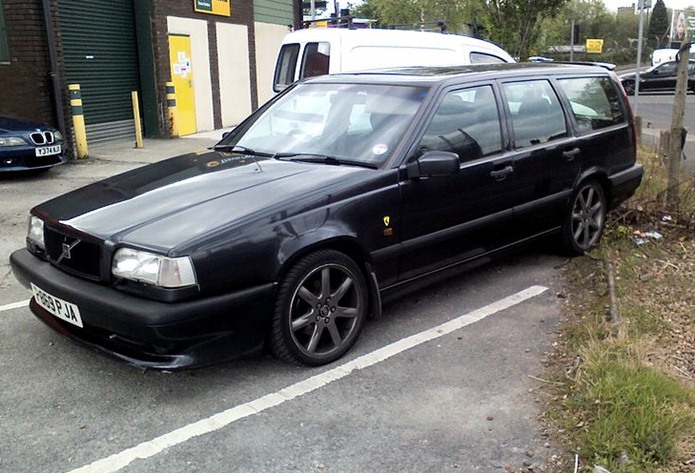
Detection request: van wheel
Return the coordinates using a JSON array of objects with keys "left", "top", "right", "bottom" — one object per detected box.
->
[
  {"left": 562, "top": 180, "right": 606, "bottom": 255},
  {"left": 270, "top": 250, "right": 367, "bottom": 366}
]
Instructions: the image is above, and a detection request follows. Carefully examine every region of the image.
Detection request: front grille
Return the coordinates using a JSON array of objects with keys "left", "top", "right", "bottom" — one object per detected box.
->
[
  {"left": 45, "top": 227, "right": 102, "bottom": 281},
  {"left": 30, "top": 131, "right": 55, "bottom": 146}
]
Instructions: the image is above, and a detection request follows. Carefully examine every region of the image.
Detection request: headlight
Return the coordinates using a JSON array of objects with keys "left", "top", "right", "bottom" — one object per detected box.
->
[
  {"left": 112, "top": 248, "right": 197, "bottom": 288},
  {"left": 53, "top": 131, "right": 64, "bottom": 141},
  {"left": 0, "top": 136, "right": 28, "bottom": 147},
  {"left": 27, "top": 216, "right": 45, "bottom": 250}
]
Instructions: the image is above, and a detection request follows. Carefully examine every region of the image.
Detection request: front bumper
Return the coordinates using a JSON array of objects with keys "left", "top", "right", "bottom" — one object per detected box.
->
[
  {"left": 0, "top": 146, "right": 68, "bottom": 172},
  {"left": 10, "top": 248, "right": 275, "bottom": 370}
]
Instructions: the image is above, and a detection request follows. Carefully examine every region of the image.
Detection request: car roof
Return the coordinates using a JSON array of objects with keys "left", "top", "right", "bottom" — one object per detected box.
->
[{"left": 302, "top": 62, "right": 613, "bottom": 87}]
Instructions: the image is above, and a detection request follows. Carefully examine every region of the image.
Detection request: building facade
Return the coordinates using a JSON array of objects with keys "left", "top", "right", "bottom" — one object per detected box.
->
[{"left": 0, "top": 0, "right": 299, "bottom": 149}]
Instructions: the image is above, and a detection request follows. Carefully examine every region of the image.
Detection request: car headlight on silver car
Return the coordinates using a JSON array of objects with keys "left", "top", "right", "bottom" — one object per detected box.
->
[
  {"left": 27, "top": 215, "right": 45, "bottom": 250},
  {"left": 112, "top": 248, "right": 197, "bottom": 288}
]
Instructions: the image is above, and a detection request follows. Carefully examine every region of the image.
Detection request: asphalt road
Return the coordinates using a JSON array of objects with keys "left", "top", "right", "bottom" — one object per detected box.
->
[
  {"left": 629, "top": 91, "right": 695, "bottom": 173},
  {"left": 0, "top": 145, "right": 567, "bottom": 472}
]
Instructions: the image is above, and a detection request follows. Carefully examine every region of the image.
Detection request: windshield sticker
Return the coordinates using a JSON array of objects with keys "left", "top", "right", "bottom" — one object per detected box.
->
[{"left": 373, "top": 144, "right": 388, "bottom": 155}]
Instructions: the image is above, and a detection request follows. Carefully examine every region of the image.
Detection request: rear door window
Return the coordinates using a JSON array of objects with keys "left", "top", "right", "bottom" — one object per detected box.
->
[
  {"left": 556, "top": 76, "right": 625, "bottom": 134},
  {"left": 300, "top": 42, "right": 331, "bottom": 79},
  {"left": 502, "top": 80, "right": 567, "bottom": 148},
  {"left": 274, "top": 43, "right": 300, "bottom": 92}
]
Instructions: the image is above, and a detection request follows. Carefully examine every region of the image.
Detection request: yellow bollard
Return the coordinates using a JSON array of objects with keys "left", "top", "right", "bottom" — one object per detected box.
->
[
  {"left": 68, "top": 84, "right": 88, "bottom": 158},
  {"left": 131, "top": 91, "right": 143, "bottom": 149},
  {"left": 165, "top": 82, "right": 179, "bottom": 138}
]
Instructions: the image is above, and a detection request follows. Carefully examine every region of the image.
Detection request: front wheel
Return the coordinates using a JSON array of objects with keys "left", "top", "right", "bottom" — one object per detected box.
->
[
  {"left": 561, "top": 180, "right": 607, "bottom": 255},
  {"left": 270, "top": 250, "right": 368, "bottom": 366}
]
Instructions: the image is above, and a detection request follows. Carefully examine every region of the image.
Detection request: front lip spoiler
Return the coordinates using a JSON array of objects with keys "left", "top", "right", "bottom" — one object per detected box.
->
[
  {"left": 30, "top": 299, "right": 196, "bottom": 370},
  {"left": 29, "top": 298, "right": 267, "bottom": 371},
  {"left": 11, "top": 248, "right": 275, "bottom": 371}
]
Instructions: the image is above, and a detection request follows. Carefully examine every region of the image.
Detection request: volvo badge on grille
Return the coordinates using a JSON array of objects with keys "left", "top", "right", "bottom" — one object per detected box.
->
[{"left": 57, "top": 239, "right": 81, "bottom": 263}]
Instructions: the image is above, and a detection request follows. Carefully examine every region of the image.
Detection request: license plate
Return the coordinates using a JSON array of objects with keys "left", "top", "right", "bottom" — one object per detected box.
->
[
  {"left": 35, "top": 145, "right": 61, "bottom": 157},
  {"left": 31, "top": 283, "right": 83, "bottom": 328}
]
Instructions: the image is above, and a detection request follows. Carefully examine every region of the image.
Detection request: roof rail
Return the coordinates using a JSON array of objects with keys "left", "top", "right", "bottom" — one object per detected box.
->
[{"left": 547, "top": 60, "right": 616, "bottom": 71}]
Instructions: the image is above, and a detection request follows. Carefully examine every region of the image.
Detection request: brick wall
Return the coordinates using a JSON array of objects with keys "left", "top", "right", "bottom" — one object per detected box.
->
[
  {"left": 0, "top": 0, "right": 59, "bottom": 127},
  {"left": 150, "top": 0, "right": 257, "bottom": 135}
]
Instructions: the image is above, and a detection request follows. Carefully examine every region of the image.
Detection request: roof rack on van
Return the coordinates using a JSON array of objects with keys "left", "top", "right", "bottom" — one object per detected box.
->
[
  {"left": 300, "top": 15, "right": 447, "bottom": 33},
  {"left": 384, "top": 21, "right": 447, "bottom": 33},
  {"left": 301, "top": 14, "right": 355, "bottom": 29}
]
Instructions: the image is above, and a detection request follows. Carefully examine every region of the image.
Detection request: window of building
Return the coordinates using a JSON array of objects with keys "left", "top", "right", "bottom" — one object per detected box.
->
[{"left": 0, "top": 1, "right": 10, "bottom": 63}]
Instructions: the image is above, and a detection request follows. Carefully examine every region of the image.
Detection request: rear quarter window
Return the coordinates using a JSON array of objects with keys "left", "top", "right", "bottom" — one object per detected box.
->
[
  {"left": 469, "top": 52, "right": 508, "bottom": 64},
  {"left": 556, "top": 76, "right": 626, "bottom": 134}
]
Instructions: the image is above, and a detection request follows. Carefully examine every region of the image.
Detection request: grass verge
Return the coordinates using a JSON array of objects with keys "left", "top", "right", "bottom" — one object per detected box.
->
[{"left": 542, "top": 147, "right": 695, "bottom": 472}]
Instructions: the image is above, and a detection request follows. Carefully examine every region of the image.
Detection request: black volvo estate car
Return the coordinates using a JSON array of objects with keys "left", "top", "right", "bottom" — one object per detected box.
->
[{"left": 11, "top": 63, "right": 643, "bottom": 369}]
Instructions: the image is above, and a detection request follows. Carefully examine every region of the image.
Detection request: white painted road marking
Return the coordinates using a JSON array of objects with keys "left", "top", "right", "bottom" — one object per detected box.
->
[
  {"left": 0, "top": 299, "right": 30, "bottom": 312},
  {"left": 65, "top": 285, "right": 548, "bottom": 473}
]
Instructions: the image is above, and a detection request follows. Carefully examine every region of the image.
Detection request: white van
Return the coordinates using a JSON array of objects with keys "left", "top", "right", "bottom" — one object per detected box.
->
[{"left": 272, "top": 28, "right": 515, "bottom": 93}]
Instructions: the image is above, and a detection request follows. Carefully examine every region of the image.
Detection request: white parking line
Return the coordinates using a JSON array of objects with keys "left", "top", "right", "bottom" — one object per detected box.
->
[
  {"left": 65, "top": 285, "right": 548, "bottom": 473},
  {"left": 0, "top": 299, "right": 30, "bottom": 312}
]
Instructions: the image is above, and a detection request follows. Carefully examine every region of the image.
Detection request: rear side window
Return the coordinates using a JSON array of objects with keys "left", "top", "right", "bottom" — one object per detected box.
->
[
  {"left": 556, "top": 77, "right": 625, "bottom": 134},
  {"left": 300, "top": 42, "right": 331, "bottom": 79},
  {"left": 469, "top": 52, "right": 508, "bottom": 64},
  {"left": 273, "top": 44, "right": 300, "bottom": 92},
  {"left": 503, "top": 80, "right": 567, "bottom": 148}
]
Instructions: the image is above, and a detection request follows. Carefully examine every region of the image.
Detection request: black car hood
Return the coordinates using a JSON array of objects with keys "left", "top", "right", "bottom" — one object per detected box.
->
[{"left": 36, "top": 150, "right": 373, "bottom": 253}]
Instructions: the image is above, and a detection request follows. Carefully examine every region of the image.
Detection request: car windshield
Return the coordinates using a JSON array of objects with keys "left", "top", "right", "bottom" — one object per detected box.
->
[{"left": 217, "top": 82, "right": 428, "bottom": 166}]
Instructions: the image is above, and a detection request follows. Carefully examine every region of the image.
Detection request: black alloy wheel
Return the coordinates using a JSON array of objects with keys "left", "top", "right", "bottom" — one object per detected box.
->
[
  {"left": 562, "top": 180, "right": 607, "bottom": 255},
  {"left": 270, "top": 250, "right": 368, "bottom": 366}
]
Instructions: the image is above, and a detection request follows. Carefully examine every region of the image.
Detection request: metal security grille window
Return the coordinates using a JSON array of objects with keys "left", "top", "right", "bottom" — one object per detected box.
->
[{"left": 0, "top": 1, "right": 10, "bottom": 63}]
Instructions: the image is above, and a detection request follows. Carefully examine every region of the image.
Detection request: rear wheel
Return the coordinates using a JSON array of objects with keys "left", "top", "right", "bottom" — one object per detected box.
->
[
  {"left": 623, "top": 81, "right": 635, "bottom": 95},
  {"left": 270, "top": 250, "right": 368, "bottom": 366},
  {"left": 561, "top": 180, "right": 606, "bottom": 255}
]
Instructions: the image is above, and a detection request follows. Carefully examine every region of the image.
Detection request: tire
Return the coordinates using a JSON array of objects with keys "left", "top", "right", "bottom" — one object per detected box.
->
[
  {"left": 270, "top": 249, "right": 368, "bottom": 366},
  {"left": 623, "top": 81, "right": 635, "bottom": 95},
  {"left": 561, "top": 180, "right": 607, "bottom": 256}
]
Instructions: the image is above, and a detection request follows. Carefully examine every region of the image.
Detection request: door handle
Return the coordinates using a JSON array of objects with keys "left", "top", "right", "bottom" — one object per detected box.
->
[
  {"left": 490, "top": 165, "right": 514, "bottom": 181},
  {"left": 563, "top": 147, "right": 580, "bottom": 161}
]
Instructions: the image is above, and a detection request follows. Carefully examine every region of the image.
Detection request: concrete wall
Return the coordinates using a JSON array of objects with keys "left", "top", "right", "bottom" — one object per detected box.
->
[
  {"left": 217, "top": 22, "right": 252, "bottom": 126},
  {"left": 254, "top": 22, "right": 288, "bottom": 106}
]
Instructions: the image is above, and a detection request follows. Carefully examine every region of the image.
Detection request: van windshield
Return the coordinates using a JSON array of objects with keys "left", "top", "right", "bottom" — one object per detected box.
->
[{"left": 219, "top": 83, "right": 428, "bottom": 166}]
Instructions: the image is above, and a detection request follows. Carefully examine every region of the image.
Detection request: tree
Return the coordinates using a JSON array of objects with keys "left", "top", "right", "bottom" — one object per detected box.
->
[
  {"left": 352, "top": 0, "right": 470, "bottom": 33},
  {"left": 478, "top": 0, "right": 569, "bottom": 60},
  {"left": 648, "top": 0, "right": 670, "bottom": 48}
]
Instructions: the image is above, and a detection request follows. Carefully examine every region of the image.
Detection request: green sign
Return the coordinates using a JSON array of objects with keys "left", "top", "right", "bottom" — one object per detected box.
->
[{"left": 194, "top": 0, "right": 231, "bottom": 16}]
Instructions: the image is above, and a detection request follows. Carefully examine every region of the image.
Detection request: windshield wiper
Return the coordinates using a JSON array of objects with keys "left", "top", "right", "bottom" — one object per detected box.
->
[
  {"left": 212, "top": 144, "right": 274, "bottom": 157},
  {"left": 274, "top": 153, "right": 378, "bottom": 169}
]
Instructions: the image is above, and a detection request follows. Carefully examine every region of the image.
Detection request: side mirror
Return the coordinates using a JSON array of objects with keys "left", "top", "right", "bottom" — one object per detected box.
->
[
  {"left": 406, "top": 151, "right": 460, "bottom": 179},
  {"left": 222, "top": 131, "right": 230, "bottom": 139}
]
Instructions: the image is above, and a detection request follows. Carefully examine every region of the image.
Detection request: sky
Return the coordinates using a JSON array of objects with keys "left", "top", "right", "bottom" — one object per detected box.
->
[{"left": 602, "top": 0, "right": 693, "bottom": 11}]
